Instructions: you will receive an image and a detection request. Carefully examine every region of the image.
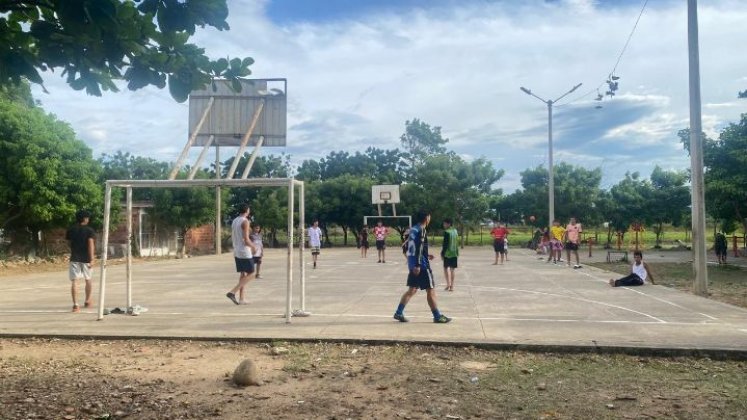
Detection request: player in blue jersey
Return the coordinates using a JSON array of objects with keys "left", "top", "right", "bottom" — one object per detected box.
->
[{"left": 393, "top": 210, "right": 452, "bottom": 323}]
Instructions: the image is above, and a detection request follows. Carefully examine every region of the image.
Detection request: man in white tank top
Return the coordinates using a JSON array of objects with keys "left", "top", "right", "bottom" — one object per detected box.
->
[
  {"left": 609, "top": 251, "right": 655, "bottom": 287},
  {"left": 226, "top": 204, "right": 257, "bottom": 305}
]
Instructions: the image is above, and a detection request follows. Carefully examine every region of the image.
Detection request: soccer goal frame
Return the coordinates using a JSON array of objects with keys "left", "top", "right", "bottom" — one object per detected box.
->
[{"left": 96, "top": 178, "right": 306, "bottom": 323}]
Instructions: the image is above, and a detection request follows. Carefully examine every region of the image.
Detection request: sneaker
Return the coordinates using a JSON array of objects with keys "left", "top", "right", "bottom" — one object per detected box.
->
[
  {"left": 226, "top": 292, "right": 239, "bottom": 305},
  {"left": 72, "top": 305, "right": 80, "bottom": 313},
  {"left": 393, "top": 313, "right": 409, "bottom": 322},
  {"left": 433, "top": 314, "right": 452, "bottom": 324},
  {"left": 84, "top": 300, "right": 93, "bottom": 308},
  {"left": 573, "top": 265, "right": 582, "bottom": 269}
]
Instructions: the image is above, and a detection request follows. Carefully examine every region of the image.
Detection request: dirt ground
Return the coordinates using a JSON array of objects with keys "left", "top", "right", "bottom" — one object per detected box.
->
[
  {"left": 1, "top": 338, "right": 747, "bottom": 420},
  {"left": 3, "top": 254, "right": 747, "bottom": 419}
]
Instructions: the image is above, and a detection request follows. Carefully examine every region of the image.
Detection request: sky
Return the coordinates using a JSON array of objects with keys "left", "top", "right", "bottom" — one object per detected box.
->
[{"left": 31, "top": 0, "right": 747, "bottom": 192}]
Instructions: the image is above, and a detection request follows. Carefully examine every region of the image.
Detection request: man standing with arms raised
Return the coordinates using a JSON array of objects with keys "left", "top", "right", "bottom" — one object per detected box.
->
[{"left": 226, "top": 204, "right": 257, "bottom": 305}]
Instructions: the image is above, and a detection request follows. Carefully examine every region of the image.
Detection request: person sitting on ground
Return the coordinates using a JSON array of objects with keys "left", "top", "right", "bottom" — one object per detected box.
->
[{"left": 609, "top": 251, "right": 655, "bottom": 287}]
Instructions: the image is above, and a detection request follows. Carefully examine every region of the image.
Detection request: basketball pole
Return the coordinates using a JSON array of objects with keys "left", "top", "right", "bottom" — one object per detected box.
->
[{"left": 125, "top": 186, "right": 133, "bottom": 309}]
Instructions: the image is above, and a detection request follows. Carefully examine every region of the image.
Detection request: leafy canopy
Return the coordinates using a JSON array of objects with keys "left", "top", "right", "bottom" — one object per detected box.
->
[{"left": 0, "top": 0, "right": 253, "bottom": 101}]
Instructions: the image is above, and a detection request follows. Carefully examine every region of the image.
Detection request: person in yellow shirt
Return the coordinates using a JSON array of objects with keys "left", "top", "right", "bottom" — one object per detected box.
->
[{"left": 546, "top": 220, "right": 565, "bottom": 264}]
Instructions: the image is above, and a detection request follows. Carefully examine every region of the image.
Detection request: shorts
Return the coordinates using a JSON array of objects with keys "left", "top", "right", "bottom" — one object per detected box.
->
[
  {"left": 253, "top": 256, "right": 263, "bottom": 264},
  {"left": 69, "top": 262, "right": 92, "bottom": 280},
  {"left": 565, "top": 242, "right": 579, "bottom": 251},
  {"left": 376, "top": 240, "right": 386, "bottom": 250},
  {"left": 407, "top": 267, "right": 435, "bottom": 290},
  {"left": 443, "top": 257, "right": 458, "bottom": 269},
  {"left": 493, "top": 239, "right": 506, "bottom": 254},
  {"left": 311, "top": 246, "right": 321, "bottom": 255},
  {"left": 550, "top": 239, "right": 563, "bottom": 251},
  {"left": 234, "top": 257, "right": 255, "bottom": 274},
  {"left": 361, "top": 241, "right": 369, "bottom": 249}
]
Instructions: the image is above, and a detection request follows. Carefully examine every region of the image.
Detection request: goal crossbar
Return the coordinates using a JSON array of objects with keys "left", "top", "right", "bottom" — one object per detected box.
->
[{"left": 97, "top": 178, "right": 306, "bottom": 324}]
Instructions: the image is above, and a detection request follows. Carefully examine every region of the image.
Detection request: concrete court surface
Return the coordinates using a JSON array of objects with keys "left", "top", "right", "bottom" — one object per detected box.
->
[{"left": 1, "top": 246, "right": 747, "bottom": 353}]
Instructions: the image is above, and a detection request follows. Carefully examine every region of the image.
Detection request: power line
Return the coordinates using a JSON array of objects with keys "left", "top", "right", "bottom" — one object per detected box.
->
[{"left": 557, "top": 0, "right": 650, "bottom": 108}]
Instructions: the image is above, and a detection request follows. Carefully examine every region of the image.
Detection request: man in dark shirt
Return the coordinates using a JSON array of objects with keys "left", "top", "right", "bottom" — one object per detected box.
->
[
  {"left": 392, "top": 210, "right": 451, "bottom": 324},
  {"left": 66, "top": 210, "right": 95, "bottom": 312}
]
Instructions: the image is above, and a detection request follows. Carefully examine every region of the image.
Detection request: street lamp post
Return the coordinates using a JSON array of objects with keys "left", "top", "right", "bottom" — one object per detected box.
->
[{"left": 520, "top": 83, "right": 582, "bottom": 227}]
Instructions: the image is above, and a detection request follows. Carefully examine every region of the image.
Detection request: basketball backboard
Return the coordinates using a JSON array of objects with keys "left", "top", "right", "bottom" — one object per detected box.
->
[
  {"left": 372, "top": 185, "right": 400, "bottom": 204},
  {"left": 188, "top": 78, "right": 287, "bottom": 147}
]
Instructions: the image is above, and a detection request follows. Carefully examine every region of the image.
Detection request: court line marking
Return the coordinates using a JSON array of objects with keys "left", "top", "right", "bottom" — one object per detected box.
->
[
  {"left": 0, "top": 310, "right": 725, "bottom": 327},
  {"left": 468, "top": 285, "right": 667, "bottom": 323}
]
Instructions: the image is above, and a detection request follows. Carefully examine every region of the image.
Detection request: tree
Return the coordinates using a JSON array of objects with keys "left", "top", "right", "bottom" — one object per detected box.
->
[
  {"left": 608, "top": 172, "right": 648, "bottom": 240},
  {"left": 0, "top": 84, "right": 102, "bottom": 255},
  {"left": 400, "top": 119, "right": 448, "bottom": 177},
  {"left": 99, "top": 151, "right": 170, "bottom": 203},
  {"left": 1, "top": 0, "right": 252, "bottom": 102},
  {"left": 410, "top": 153, "right": 502, "bottom": 232},
  {"left": 680, "top": 119, "right": 747, "bottom": 234},
  {"left": 508, "top": 163, "right": 603, "bottom": 228},
  {"left": 645, "top": 166, "right": 690, "bottom": 247},
  {"left": 315, "top": 175, "right": 374, "bottom": 246}
]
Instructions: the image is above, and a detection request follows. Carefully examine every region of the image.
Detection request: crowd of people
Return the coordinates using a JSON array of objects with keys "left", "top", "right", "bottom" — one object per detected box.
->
[{"left": 64, "top": 208, "right": 696, "bottom": 316}]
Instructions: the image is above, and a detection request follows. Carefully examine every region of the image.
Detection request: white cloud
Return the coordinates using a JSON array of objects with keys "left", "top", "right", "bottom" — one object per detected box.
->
[{"left": 29, "top": 0, "right": 747, "bottom": 191}]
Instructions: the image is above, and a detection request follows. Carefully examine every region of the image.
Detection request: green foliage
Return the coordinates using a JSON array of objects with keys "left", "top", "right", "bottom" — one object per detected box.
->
[
  {"left": 295, "top": 147, "right": 406, "bottom": 184},
  {"left": 0, "top": 86, "right": 102, "bottom": 243},
  {"left": 0, "top": 0, "right": 252, "bottom": 102},
  {"left": 501, "top": 163, "right": 602, "bottom": 227},
  {"left": 410, "top": 153, "right": 502, "bottom": 228},
  {"left": 679, "top": 116, "right": 747, "bottom": 232}
]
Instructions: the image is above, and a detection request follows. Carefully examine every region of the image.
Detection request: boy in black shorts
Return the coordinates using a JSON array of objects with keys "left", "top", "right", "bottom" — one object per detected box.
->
[
  {"left": 393, "top": 210, "right": 451, "bottom": 323},
  {"left": 441, "top": 218, "right": 459, "bottom": 291}
]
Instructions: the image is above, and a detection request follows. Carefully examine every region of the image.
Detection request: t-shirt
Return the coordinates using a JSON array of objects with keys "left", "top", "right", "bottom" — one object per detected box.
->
[
  {"left": 66, "top": 224, "right": 95, "bottom": 263},
  {"left": 232, "top": 216, "right": 252, "bottom": 259},
  {"left": 490, "top": 227, "right": 509, "bottom": 240},
  {"left": 406, "top": 224, "right": 429, "bottom": 271},
  {"left": 249, "top": 232, "right": 263, "bottom": 257},
  {"left": 308, "top": 226, "right": 322, "bottom": 247},
  {"left": 550, "top": 226, "right": 565, "bottom": 241},
  {"left": 566, "top": 223, "right": 582, "bottom": 243},
  {"left": 442, "top": 227, "right": 459, "bottom": 258},
  {"left": 373, "top": 226, "right": 388, "bottom": 241}
]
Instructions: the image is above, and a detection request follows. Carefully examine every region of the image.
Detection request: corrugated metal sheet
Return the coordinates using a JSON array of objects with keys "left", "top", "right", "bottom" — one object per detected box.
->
[{"left": 188, "top": 79, "right": 287, "bottom": 147}]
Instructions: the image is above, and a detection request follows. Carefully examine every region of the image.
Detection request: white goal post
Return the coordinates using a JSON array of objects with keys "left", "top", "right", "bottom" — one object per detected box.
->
[{"left": 97, "top": 178, "right": 306, "bottom": 323}]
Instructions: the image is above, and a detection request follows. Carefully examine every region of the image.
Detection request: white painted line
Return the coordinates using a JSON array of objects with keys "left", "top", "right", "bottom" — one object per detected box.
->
[
  {"left": 739, "top": 329, "right": 747, "bottom": 334},
  {"left": 469, "top": 285, "right": 667, "bottom": 323}
]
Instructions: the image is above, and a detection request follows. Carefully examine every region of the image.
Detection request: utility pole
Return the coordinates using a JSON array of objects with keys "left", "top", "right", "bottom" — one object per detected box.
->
[{"left": 687, "top": 0, "right": 708, "bottom": 296}]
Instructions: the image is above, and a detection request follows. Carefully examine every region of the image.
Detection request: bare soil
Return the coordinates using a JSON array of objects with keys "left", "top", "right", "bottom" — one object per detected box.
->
[{"left": 2, "top": 338, "right": 747, "bottom": 420}]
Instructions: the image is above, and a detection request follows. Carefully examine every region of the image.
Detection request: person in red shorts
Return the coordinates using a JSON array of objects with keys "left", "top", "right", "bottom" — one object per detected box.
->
[{"left": 490, "top": 222, "right": 510, "bottom": 265}]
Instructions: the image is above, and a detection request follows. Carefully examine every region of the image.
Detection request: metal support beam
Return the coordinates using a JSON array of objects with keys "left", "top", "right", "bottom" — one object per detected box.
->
[
  {"left": 170, "top": 97, "right": 214, "bottom": 180},
  {"left": 226, "top": 100, "right": 265, "bottom": 179},
  {"left": 188, "top": 135, "right": 215, "bottom": 180},
  {"left": 240, "top": 135, "right": 265, "bottom": 179}
]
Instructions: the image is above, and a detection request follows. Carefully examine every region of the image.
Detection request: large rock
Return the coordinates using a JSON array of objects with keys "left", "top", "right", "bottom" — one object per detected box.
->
[{"left": 232, "top": 359, "right": 261, "bottom": 387}]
